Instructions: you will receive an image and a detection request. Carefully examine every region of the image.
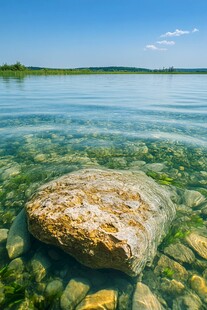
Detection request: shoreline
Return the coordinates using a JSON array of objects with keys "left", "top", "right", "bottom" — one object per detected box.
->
[{"left": 1, "top": 70, "right": 207, "bottom": 76}]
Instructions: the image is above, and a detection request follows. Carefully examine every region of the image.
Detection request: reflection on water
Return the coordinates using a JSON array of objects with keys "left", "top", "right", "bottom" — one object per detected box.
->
[{"left": 0, "top": 75, "right": 207, "bottom": 309}]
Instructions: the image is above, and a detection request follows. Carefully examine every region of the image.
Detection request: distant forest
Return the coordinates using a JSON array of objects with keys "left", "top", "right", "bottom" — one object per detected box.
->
[{"left": 0, "top": 62, "right": 207, "bottom": 74}]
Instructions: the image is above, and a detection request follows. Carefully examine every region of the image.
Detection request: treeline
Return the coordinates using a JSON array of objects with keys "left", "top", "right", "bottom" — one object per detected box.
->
[
  {"left": 1, "top": 62, "right": 207, "bottom": 74},
  {"left": 0, "top": 62, "right": 26, "bottom": 71},
  {"left": 83, "top": 66, "right": 150, "bottom": 72}
]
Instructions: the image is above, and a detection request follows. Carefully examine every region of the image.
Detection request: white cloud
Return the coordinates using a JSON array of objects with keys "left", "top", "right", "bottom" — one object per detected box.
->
[
  {"left": 192, "top": 28, "right": 199, "bottom": 33},
  {"left": 145, "top": 44, "right": 167, "bottom": 51},
  {"left": 161, "top": 29, "right": 190, "bottom": 37},
  {"left": 157, "top": 40, "right": 175, "bottom": 45}
]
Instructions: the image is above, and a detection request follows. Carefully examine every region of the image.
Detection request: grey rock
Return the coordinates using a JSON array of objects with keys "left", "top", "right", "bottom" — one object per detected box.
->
[
  {"left": 6, "top": 209, "right": 31, "bottom": 259},
  {"left": 26, "top": 168, "right": 176, "bottom": 277},
  {"left": 60, "top": 277, "right": 91, "bottom": 310}
]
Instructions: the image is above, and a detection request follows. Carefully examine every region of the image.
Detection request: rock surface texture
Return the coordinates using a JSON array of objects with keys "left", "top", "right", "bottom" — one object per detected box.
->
[{"left": 26, "top": 169, "right": 175, "bottom": 276}]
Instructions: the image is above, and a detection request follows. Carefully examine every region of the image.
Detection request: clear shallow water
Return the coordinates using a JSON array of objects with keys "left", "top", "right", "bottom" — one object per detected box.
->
[{"left": 0, "top": 74, "right": 207, "bottom": 309}]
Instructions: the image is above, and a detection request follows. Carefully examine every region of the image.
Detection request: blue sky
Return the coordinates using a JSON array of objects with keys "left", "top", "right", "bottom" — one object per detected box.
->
[{"left": 0, "top": 0, "right": 206, "bottom": 68}]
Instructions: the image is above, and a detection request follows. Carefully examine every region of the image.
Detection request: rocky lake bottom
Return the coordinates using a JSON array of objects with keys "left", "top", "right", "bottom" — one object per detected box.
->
[{"left": 0, "top": 74, "right": 207, "bottom": 309}]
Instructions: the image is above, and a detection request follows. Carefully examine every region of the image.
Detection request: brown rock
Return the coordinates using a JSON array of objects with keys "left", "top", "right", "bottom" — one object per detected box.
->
[
  {"left": 173, "top": 292, "right": 202, "bottom": 310},
  {"left": 186, "top": 232, "right": 207, "bottom": 260},
  {"left": 26, "top": 169, "right": 175, "bottom": 277},
  {"left": 160, "top": 278, "right": 185, "bottom": 295},
  {"left": 132, "top": 282, "right": 163, "bottom": 310},
  {"left": 164, "top": 243, "right": 195, "bottom": 264},
  {"left": 60, "top": 277, "right": 91, "bottom": 310},
  {"left": 76, "top": 289, "right": 118, "bottom": 310},
  {"left": 190, "top": 275, "right": 207, "bottom": 303},
  {"left": 154, "top": 255, "right": 188, "bottom": 282}
]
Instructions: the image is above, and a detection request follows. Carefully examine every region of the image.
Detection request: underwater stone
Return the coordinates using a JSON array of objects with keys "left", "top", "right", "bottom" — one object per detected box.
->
[
  {"left": 0, "top": 281, "right": 5, "bottom": 303},
  {"left": 76, "top": 289, "right": 118, "bottom": 310},
  {"left": 132, "top": 282, "right": 163, "bottom": 310},
  {"left": 186, "top": 232, "right": 207, "bottom": 260},
  {"left": 173, "top": 292, "right": 202, "bottom": 310},
  {"left": 154, "top": 255, "right": 188, "bottom": 282},
  {"left": 160, "top": 278, "right": 185, "bottom": 296},
  {"left": 30, "top": 249, "right": 52, "bottom": 282},
  {"left": 190, "top": 275, "right": 207, "bottom": 303},
  {"left": 45, "top": 279, "right": 64, "bottom": 298},
  {"left": 8, "top": 257, "right": 25, "bottom": 273},
  {"left": 0, "top": 228, "right": 8, "bottom": 244},
  {"left": 26, "top": 168, "right": 176, "bottom": 277},
  {"left": 6, "top": 209, "right": 31, "bottom": 259},
  {"left": 60, "top": 277, "right": 91, "bottom": 310},
  {"left": 143, "top": 163, "right": 166, "bottom": 172},
  {"left": 164, "top": 243, "right": 195, "bottom": 264},
  {"left": 184, "top": 190, "right": 206, "bottom": 208}
]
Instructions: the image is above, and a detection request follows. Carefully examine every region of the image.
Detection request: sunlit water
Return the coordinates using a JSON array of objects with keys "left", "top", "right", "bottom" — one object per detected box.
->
[{"left": 0, "top": 74, "right": 207, "bottom": 309}]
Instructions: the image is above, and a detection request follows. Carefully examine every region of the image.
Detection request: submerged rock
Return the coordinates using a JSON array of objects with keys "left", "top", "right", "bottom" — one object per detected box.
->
[
  {"left": 60, "top": 277, "right": 91, "bottom": 310},
  {"left": 132, "top": 282, "right": 163, "bottom": 310},
  {"left": 30, "top": 249, "right": 52, "bottom": 282},
  {"left": 0, "top": 229, "right": 8, "bottom": 244},
  {"left": 8, "top": 257, "right": 25, "bottom": 273},
  {"left": 160, "top": 278, "right": 185, "bottom": 296},
  {"left": 6, "top": 209, "right": 31, "bottom": 259},
  {"left": 76, "top": 289, "right": 118, "bottom": 310},
  {"left": 173, "top": 292, "right": 202, "bottom": 310},
  {"left": 186, "top": 232, "right": 207, "bottom": 260},
  {"left": 164, "top": 243, "right": 195, "bottom": 264},
  {"left": 190, "top": 275, "right": 207, "bottom": 303},
  {"left": 45, "top": 279, "right": 64, "bottom": 298},
  {"left": 26, "top": 168, "right": 176, "bottom": 277},
  {"left": 184, "top": 190, "right": 206, "bottom": 208},
  {"left": 154, "top": 255, "right": 188, "bottom": 282}
]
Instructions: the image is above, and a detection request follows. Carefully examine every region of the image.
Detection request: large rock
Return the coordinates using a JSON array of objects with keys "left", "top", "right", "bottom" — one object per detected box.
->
[{"left": 26, "top": 169, "right": 175, "bottom": 276}]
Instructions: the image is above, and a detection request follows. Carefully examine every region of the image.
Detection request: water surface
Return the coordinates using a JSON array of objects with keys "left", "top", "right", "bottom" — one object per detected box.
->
[{"left": 0, "top": 74, "right": 207, "bottom": 309}]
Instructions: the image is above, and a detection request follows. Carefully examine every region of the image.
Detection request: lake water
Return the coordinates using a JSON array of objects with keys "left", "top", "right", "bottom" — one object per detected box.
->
[{"left": 0, "top": 74, "right": 207, "bottom": 309}]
